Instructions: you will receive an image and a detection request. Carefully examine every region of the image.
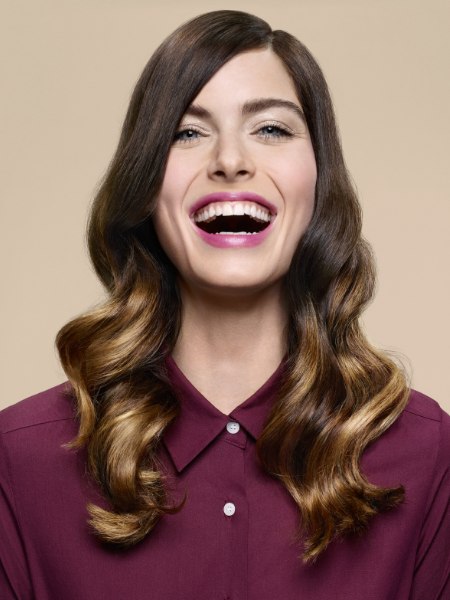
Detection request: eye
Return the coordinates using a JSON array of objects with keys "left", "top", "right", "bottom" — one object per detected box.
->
[
  {"left": 173, "top": 127, "right": 203, "bottom": 144},
  {"left": 256, "top": 122, "right": 294, "bottom": 140}
]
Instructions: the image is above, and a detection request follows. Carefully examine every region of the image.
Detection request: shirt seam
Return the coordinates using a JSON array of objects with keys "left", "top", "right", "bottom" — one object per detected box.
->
[
  {"left": 222, "top": 437, "right": 247, "bottom": 450},
  {"left": 411, "top": 409, "right": 446, "bottom": 574},
  {"left": 402, "top": 406, "right": 442, "bottom": 423},
  {"left": 1, "top": 415, "right": 75, "bottom": 436},
  {"left": 244, "top": 437, "right": 249, "bottom": 600},
  {"left": 0, "top": 431, "right": 34, "bottom": 595}
]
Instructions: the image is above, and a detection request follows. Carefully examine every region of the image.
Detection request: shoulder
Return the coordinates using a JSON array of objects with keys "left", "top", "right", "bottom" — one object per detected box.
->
[
  {"left": 0, "top": 384, "right": 81, "bottom": 503},
  {"left": 403, "top": 388, "right": 447, "bottom": 423},
  {"left": 404, "top": 388, "right": 450, "bottom": 468},
  {"left": 400, "top": 388, "right": 450, "bottom": 452},
  {"left": 362, "top": 388, "right": 449, "bottom": 488},
  {"left": 395, "top": 388, "right": 449, "bottom": 449},
  {"left": 0, "top": 382, "right": 77, "bottom": 439}
]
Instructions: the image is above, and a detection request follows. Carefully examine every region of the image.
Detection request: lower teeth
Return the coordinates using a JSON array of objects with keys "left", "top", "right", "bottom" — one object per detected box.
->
[{"left": 216, "top": 231, "right": 256, "bottom": 235}]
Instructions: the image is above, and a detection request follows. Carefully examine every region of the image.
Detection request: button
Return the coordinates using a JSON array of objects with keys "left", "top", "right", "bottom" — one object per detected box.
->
[
  {"left": 226, "top": 421, "right": 240, "bottom": 434},
  {"left": 223, "top": 502, "right": 236, "bottom": 516}
]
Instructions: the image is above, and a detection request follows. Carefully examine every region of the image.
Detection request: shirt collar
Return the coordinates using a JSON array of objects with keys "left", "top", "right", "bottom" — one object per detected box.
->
[{"left": 162, "top": 356, "right": 284, "bottom": 472}]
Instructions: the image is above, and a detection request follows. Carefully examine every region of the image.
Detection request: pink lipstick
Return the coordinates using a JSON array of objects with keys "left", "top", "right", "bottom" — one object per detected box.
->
[{"left": 189, "top": 191, "right": 277, "bottom": 249}]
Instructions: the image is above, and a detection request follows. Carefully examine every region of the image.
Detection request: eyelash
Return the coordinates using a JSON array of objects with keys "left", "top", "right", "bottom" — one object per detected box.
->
[
  {"left": 173, "top": 127, "right": 204, "bottom": 143},
  {"left": 173, "top": 122, "right": 294, "bottom": 143},
  {"left": 256, "top": 122, "right": 294, "bottom": 140}
]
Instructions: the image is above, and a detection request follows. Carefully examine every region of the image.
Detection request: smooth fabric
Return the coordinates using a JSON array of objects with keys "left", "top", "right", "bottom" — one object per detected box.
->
[{"left": 0, "top": 358, "right": 449, "bottom": 599}]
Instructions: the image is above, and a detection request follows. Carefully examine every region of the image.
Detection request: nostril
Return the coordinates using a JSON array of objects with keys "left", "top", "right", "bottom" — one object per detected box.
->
[{"left": 212, "top": 168, "right": 250, "bottom": 179}]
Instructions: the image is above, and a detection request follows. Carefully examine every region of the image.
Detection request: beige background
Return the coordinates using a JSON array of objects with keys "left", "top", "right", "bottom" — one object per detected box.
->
[{"left": 1, "top": 0, "right": 449, "bottom": 412}]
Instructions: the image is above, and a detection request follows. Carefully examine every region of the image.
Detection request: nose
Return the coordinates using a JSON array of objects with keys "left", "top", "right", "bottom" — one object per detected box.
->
[{"left": 207, "top": 135, "right": 255, "bottom": 182}]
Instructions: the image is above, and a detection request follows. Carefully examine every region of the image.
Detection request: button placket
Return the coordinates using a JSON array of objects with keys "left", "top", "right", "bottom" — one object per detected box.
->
[
  {"left": 223, "top": 420, "right": 246, "bottom": 450},
  {"left": 216, "top": 420, "right": 247, "bottom": 600}
]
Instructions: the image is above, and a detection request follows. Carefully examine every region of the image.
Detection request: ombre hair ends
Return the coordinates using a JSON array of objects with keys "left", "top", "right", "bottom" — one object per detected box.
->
[{"left": 56, "top": 10, "right": 409, "bottom": 563}]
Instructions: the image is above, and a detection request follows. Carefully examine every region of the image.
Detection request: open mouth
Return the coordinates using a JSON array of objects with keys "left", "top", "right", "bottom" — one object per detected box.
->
[{"left": 193, "top": 201, "right": 273, "bottom": 235}]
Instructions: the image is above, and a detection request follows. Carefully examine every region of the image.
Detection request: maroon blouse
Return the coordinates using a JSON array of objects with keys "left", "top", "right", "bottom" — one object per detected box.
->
[{"left": 0, "top": 358, "right": 449, "bottom": 599}]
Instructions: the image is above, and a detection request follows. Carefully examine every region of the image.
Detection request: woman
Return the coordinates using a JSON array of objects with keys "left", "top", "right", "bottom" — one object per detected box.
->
[{"left": 0, "top": 10, "right": 448, "bottom": 600}]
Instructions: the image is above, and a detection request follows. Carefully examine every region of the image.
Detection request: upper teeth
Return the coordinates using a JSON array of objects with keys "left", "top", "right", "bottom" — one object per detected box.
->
[{"left": 193, "top": 201, "right": 272, "bottom": 224}]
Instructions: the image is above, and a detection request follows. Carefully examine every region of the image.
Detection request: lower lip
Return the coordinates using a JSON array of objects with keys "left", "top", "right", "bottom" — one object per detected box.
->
[{"left": 192, "top": 221, "right": 274, "bottom": 248}]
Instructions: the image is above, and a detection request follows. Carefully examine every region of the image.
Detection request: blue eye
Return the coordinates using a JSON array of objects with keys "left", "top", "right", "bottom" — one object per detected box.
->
[
  {"left": 258, "top": 124, "right": 293, "bottom": 139},
  {"left": 173, "top": 128, "right": 201, "bottom": 143}
]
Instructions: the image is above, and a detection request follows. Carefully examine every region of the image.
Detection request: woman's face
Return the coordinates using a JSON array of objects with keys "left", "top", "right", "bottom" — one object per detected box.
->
[{"left": 153, "top": 47, "right": 317, "bottom": 297}]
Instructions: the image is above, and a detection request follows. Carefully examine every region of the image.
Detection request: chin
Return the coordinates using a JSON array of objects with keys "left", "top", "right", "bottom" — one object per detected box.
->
[{"left": 185, "top": 271, "right": 282, "bottom": 298}]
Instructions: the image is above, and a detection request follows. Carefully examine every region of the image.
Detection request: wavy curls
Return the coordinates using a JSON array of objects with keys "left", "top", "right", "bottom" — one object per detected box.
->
[{"left": 56, "top": 10, "right": 409, "bottom": 562}]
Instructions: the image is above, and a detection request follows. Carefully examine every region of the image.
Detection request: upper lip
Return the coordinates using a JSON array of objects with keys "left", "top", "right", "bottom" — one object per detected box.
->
[{"left": 189, "top": 191, "right": 278, "bottom": 219}]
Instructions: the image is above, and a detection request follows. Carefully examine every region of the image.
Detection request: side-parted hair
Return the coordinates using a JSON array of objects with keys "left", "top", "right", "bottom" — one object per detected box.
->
[{"left": 56, "top": 10, "right": 409, "bottom": 562}]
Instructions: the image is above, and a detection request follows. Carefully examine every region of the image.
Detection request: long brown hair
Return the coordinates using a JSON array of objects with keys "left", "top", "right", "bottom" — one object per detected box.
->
[{"left": 56, "top": 10, "right": 409, "bottom": 562}]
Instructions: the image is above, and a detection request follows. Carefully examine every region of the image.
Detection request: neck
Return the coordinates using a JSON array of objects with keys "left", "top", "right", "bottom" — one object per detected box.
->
[{"left": 172, "top": 282, "right": 287, "bottom": 414}]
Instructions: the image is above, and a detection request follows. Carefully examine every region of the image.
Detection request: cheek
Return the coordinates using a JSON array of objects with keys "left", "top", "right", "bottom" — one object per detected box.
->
[
  {"left": 153, "top": 155, "right": 190, "bottom": 238},
  {"left": 274, "top": 149, "right": 317, "bottom": 220},
  {"left": 152, "top": 208, "right": 188, "bottom": 275},
  {"left": 152, "top": 190, "right": 181, "bottom": 262},
  {"left": 153, "top": 199, "right": 184, "bottom": 253},
  {"left": 163, "top": 148, "right": 202, "bottom": 192},
  {"left": 286, "top": 149, "right": 317, "bottom": 193},
  {"left": 298, "top": 157, "right": 317, "bottom": 222},
  {"left": 276, "top": 152, "right": 317, "bottom": 260},
  {"left": 153, "top": 189, "right": 192, "bottom": 272}
]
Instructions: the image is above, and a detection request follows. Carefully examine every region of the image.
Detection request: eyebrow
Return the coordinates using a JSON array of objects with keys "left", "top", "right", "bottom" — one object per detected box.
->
[{"left": 184, "top": 97, "right": 306, "bottom": 122}]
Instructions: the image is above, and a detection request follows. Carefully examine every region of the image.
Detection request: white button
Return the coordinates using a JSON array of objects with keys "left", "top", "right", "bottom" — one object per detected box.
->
[
  {"left": 226, "top": 421, "right": 240, "bottom": 434},
  {"left": 223, "top": 502, "right": 236, "bottom": 516}
]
